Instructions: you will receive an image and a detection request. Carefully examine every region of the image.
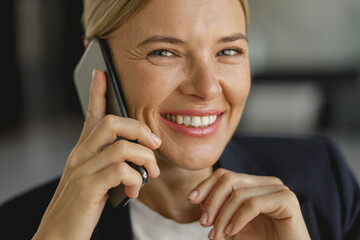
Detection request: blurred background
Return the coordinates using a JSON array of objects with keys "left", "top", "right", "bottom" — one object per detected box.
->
[{"left": 0, "top": 0, "right": 359, "bottom": 204}]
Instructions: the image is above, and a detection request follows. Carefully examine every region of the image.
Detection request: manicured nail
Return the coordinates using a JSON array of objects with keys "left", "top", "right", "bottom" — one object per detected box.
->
[
  {"left": 151, "top": 133, "right": 162, "bottom": 145},
  {"left": 208, "top": 227, "right": 215, "bottom": 239},
  {"left": 225, "top": 223, "right": 232, "bottom": 235},
  {"left": 199, "top": 212, "right": 208, "bottom": 225},
  {"left": 188, "top": 190, "right": 198, "bottom": 200},
  {"left": 92, "top": 69, "right": 97, "bottom": 80}
]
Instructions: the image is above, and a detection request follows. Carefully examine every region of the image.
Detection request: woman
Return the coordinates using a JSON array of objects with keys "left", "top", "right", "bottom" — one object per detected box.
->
[{"left": 1, "top": 0, "right": 359, "bottom": 239}]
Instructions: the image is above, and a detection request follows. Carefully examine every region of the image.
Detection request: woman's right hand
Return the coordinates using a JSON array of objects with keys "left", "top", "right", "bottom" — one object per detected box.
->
[{"left": 32, "top": 70, "right": 161, "bottom": 240}]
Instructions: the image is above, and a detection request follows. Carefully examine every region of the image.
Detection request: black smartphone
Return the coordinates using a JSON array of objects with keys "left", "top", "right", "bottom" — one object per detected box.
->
[{"left": 73, "top": 38, "right": 147, "bottom": 208}]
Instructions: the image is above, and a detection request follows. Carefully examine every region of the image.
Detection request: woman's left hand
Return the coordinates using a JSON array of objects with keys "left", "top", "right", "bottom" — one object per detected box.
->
[{"left": 188, "top": 168, "right": 310, "bottom": 240}]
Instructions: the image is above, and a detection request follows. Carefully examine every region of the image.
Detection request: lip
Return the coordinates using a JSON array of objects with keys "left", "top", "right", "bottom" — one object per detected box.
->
[
  {"left": 159, "top": 110, "right": 223, "bottom": 138},
  {"left": 160, "top": 109, "right": 223, "bottom": 116}
]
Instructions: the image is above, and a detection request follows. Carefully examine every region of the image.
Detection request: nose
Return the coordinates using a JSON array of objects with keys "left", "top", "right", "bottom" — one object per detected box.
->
[{"left": 179, "top": 57, "right": 222, "bottom": 101}]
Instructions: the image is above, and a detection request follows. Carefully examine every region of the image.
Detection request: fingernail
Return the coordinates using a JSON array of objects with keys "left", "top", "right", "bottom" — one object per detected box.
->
[
  {"left": 225, "top": 223, "right": 232, "bottom": 234},
  {"left": 199, "top": 212, "right": 208, "bottom": 225},
  {"left": 188, "top": 190, "right": 198, "bottom": 200},
  {"left": 151, "top": 133, "right": 162, "bottom": 145},
  {"left": 92, "top": 69, "right": 97, "bottom": 80},
  {"left": 208, "top": 227, "right": 215, "bottom": 239}
]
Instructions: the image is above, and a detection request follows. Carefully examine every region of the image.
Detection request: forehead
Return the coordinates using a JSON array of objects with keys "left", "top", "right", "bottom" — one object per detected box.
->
[{"left": 120, "top": 0, "right": 246, "bottom": 41}]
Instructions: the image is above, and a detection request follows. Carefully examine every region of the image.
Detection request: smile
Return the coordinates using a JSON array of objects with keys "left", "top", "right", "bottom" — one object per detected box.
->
[
  {"left": 160, "top": 110, "right": 223, "bottom": 138},
  {"left": 160, "top": 114, "right": 218, "bottom": 128}
]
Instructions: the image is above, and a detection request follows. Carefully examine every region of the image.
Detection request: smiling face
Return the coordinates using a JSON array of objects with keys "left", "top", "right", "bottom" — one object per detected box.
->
[{"left": 107, "top": 0, "right": 251, "bottom": 170}]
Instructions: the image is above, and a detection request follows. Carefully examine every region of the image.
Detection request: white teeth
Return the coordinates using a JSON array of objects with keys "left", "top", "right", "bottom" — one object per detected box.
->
[
  {"left": 191, "top": 116, "right": 201, "bottom": 127},
  {"left": 201, "top": 116, "right": 209, "bottom": 126},
  {"left": 176, "top": 115, "right": 183, "bottom": 125},
  {"left": 184, "top": 116, "right": 191, "bottom": 126},
  {"left": 210, "top": 115, "right": 217, "bottom": 123},
  {"left": 162, "top": 114, "right": 219, "bottom": 128}
]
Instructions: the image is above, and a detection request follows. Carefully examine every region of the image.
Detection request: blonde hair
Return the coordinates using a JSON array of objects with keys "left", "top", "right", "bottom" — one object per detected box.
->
[{"left": 82, "top": 0, "right": 249, "bottom": 39}]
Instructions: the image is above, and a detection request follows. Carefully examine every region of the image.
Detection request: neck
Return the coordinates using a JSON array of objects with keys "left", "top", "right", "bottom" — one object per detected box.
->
[{"left": 138, "top": 161, "right": 213, "bottom": 223}]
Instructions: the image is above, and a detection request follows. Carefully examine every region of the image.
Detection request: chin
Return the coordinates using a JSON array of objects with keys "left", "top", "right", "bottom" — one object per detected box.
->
[{"left": 155, "top": 140, "right": 228, "bottom": 170}]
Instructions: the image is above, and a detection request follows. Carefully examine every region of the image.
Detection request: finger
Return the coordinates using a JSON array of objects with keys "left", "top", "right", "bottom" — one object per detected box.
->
[
  {"left": 211, "top": 185, "right": 288, "bottom": 240},
  {"left": 78, "top": 69, "right": 107, "bottom": 145},
  {"left": 80, "top": 115, "right": 161, "bottom": 157},
  {"left": 189, "top": 170, "right": 284, "bottom": 226},
  {"left": 189, "top": 169, "right": 283, "bottom": 204},
  {"left": 188, "top": 168, "right": 228, "bottom": 203},
  {"left": 83, "top": 140, "right": 160, "bottom": 178},
  {"left": 204, "top": 174, "right": 284, "bottom": 226},
  {"left": 226, "top": 189, "right": 299, "bottom": 237},
  {"left": 91, "top": 161, "right": 144, "bottom": 199},
  {"left": 198, "top": 171, "right": 237, "bottom": 227}
]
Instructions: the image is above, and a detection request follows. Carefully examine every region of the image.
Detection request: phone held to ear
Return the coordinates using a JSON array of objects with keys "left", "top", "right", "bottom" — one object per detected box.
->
[{"left": 73, "top": 38, "right": 148, "bottom": 208}]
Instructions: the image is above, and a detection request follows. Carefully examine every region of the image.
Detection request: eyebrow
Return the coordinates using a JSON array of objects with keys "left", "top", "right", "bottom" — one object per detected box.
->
[
  {"left": 137, "top": 36, "right": 185, "bottom": 47},
  {"left": 218, "top": 33, "right": 248, "bottom": 43},
  {"left": 137, "top": 33, "right": 248, "bottom": 48}
]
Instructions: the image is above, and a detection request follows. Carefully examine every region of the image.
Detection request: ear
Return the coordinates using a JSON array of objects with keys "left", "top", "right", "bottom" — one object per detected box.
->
[{"left": 84, "top": 38, "right": 91, "bottom": 49}]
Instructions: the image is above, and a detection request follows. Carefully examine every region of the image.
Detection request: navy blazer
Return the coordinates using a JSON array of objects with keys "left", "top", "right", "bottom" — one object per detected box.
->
[{"left": 1, "top": 135, "right": 359, "bottom": 239}]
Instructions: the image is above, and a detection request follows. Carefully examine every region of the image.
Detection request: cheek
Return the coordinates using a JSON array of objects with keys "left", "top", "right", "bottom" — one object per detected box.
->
[
  {"left": 115, "top": 61, "right": 182, "bottom": 118},
  {"left": 220, "top": 62, "right": 251, "bottom": 108},
  {"left": 220, "top": 63, "right": 251, "bottom": 141}
]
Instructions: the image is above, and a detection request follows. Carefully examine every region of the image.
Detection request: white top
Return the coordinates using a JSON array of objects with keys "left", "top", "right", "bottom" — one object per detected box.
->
[{"left": 129, "top": 199, "right": 212, "bottom": 240}]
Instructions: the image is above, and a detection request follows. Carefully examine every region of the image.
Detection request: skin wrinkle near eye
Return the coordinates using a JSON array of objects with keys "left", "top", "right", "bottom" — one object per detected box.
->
[
  {"left": 124, "top": 44, "right": 183, "bottom": 66},
  {"left": 124, "top": 47, "right": 148, "bottom": 61}
]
